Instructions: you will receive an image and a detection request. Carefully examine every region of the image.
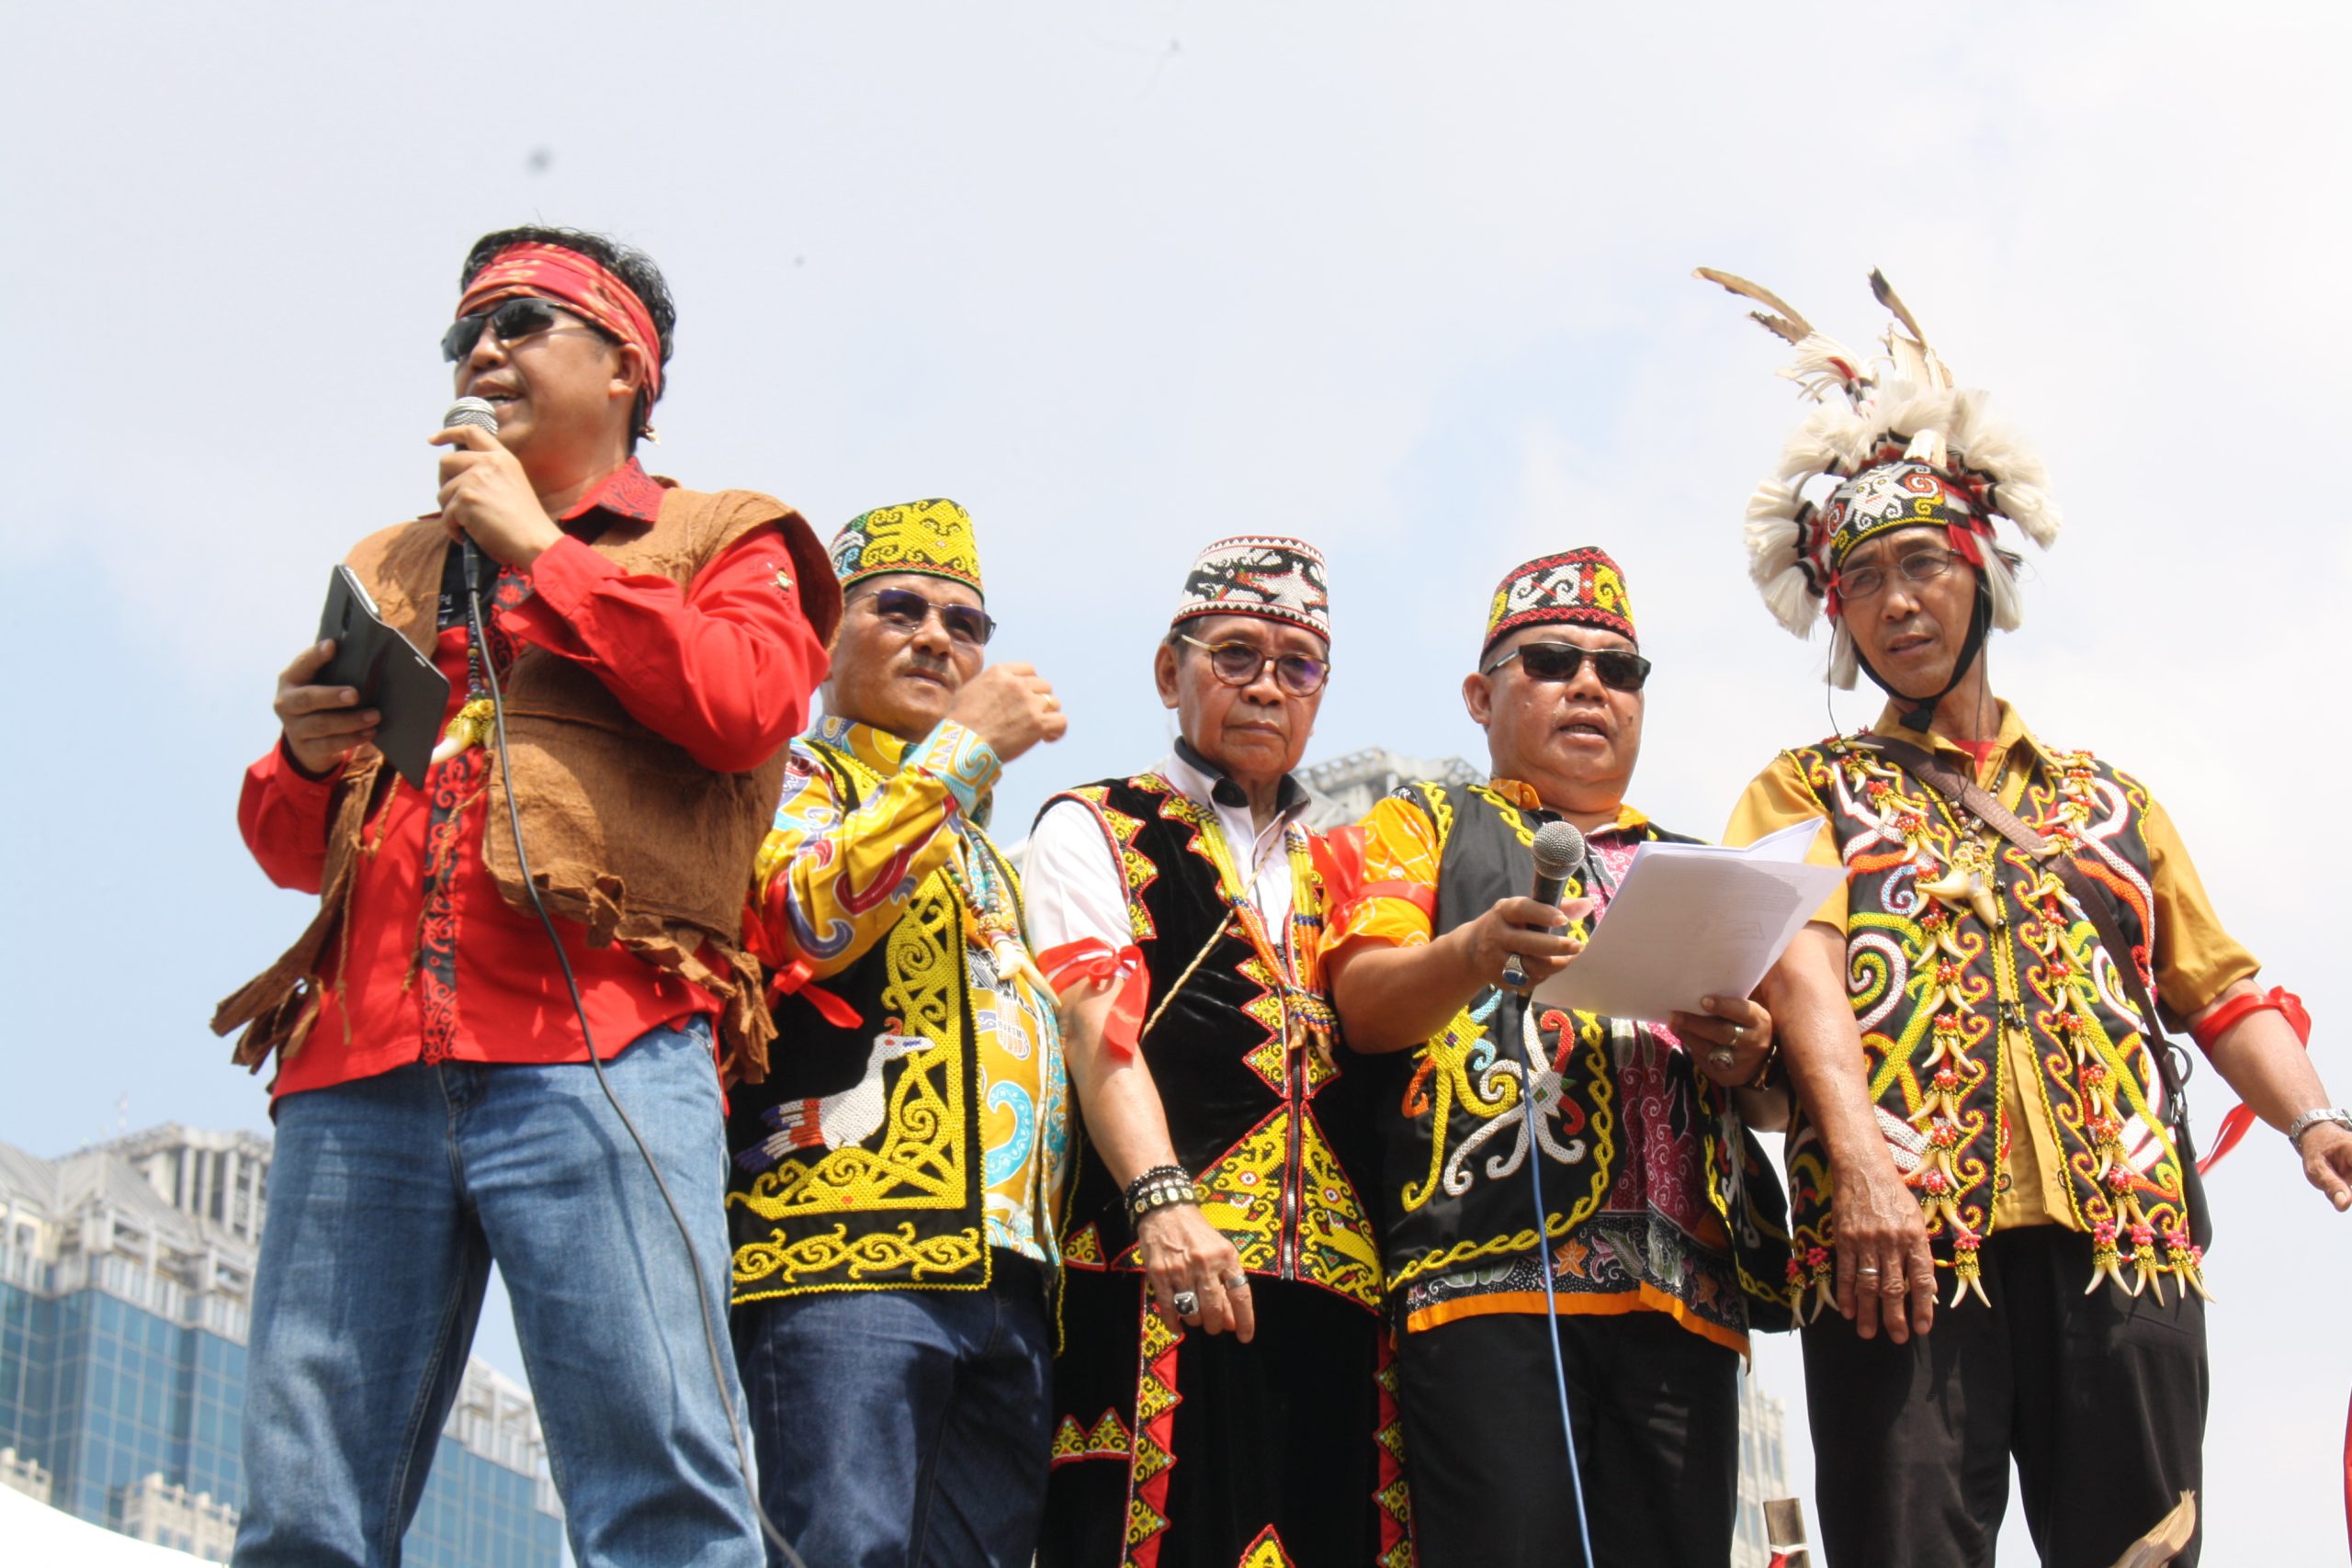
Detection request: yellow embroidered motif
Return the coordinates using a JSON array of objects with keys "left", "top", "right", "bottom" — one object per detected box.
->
[
  {"left": 1059, "top": 786, "right": 1159, "bottom": 942},
  {"left": 730, "top": 1223, "right": 982, "bottom": 1295},
  {"left": 1049, "top": 1409, "right": 1133, "bottom": 1465},
  {"left": 731, "top": 880, "right": 973, "bottom": 1292},
  {"left": 1193, "top": 1116, "right": 1290, "bottom": 1273},
  {"left": 831, "top": 498, "right": 985, "bottom": 592},
  {"left": 1295, "top": 1111, "right": 1384, "bottom": 1305},
  {"left": 1387, "top": 1008, "right": 1619, "bottom": 1292},
  {"left": 1239, "top": 1529, "right": 1299, "bottom": 1567}
]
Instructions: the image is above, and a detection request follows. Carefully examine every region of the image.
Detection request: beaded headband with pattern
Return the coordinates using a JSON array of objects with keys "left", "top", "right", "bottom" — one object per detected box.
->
[
  {"left": 1171, "top": 536, "right": 1331, "bottom": 640},
  {"left": 830, "top": 498, "right": 985, "bottom": 597},
  {"left": 1483, "top": 547, "right": 1636, "bottom": 660},
  {"left": 1697, "top": 267, "right": 2063, "bottom": 686}
]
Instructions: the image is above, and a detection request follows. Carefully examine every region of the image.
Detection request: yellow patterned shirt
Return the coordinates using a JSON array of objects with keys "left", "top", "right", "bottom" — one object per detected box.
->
[{"left": 751, "top": 715, "right": 1069, "bottom": 1268}]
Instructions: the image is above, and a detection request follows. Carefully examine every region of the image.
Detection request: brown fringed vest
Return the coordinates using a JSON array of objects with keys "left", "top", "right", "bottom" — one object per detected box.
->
[{"left": 212, "top": 481, "right": 841, "bottom": 1084}]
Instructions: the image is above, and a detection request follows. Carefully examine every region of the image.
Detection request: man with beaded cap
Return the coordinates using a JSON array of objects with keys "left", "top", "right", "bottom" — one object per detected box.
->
[
  {"left": 1025, "top": 536, "right": 1405, "bottom": 1568},
  {"left": 1705, "top": 269, "right": 2352, "bottom": 1566},
  {"left": 1322, "top": 547, "right": 1793, "bottom": 1568},
  {"left": 725, "top": 499, "right": 1073, "bottom": 1567}
]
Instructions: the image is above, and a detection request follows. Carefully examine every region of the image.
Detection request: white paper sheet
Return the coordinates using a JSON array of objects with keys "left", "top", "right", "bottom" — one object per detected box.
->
[{"left": 1529, "top": 818, "right": 1844, "bottom": 1022}]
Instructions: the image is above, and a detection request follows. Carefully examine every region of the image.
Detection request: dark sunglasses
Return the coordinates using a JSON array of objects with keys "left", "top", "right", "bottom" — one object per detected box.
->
[
  {"left": 1177, "top": 633, "right": 1330, "bottom": 696},
  {"left": 857, "top": 585, "right": 995, "bottom": 647},
  {"left": 440, "top": 298, "right": 605, "bottom": 363},
  {"left": 1484, "top": 640, "right": 1652, "bottom": 692}
]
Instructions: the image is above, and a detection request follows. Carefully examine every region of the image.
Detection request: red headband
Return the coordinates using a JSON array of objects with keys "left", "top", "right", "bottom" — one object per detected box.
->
[{"left": 456, "top": 243, "right": 663, "bottom": 403}]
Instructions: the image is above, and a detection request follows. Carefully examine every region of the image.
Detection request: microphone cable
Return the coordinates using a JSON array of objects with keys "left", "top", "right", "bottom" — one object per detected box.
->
[
  {"left": 464, "top": 547, "right": 811, "bottom": 1568},
  {"left": 1505, "top": 960, "right": 1598, "bottom": 1564}
]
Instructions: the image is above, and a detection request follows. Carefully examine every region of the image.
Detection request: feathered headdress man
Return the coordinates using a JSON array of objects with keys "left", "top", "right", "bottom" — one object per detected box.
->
[{"left": 1699, "top": 267, "right": 2062, "bottom": 728}]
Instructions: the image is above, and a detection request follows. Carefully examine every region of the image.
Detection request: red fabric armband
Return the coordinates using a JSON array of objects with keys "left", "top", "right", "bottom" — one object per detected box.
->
[
  {"left": 2191, "top": 986, "right": 2309, "bottom": 1053},
  {"left": 1313, "top": 823, "right": 1438, "bottom": 923},
  {"left": 1311, "top": 827, "right": 1369, "bottom": 912},
  {"left": 1036, "top": 939, "right": 1150, "bottom": 1059},
  {"left": 2195, "top": 987, "right": 2311, "bottom": 1175}
]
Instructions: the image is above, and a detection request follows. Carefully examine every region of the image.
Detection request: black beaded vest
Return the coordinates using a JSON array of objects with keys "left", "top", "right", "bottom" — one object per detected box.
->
[{"left": 1045, "top": 773, "right": 1385, "bottom": 1313}]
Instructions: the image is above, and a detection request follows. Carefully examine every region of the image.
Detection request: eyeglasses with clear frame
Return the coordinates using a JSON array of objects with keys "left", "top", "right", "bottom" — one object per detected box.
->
[
  {"left": 1833, "top": 545, "right": 1962, "bottom": 605},
  {"left": 1176, "top": 634, "right": 1330, "bottom": 696}
]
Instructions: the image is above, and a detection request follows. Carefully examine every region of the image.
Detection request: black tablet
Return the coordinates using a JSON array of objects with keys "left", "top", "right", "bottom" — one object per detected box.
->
[{"left": 316, "top": 566, "right": 450, "bottom": 788}]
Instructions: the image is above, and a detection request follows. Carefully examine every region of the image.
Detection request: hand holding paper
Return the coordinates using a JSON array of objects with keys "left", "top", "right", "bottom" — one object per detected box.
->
[{"left": 1531, "top": 819, "right": 1843, "bottom": 1022}]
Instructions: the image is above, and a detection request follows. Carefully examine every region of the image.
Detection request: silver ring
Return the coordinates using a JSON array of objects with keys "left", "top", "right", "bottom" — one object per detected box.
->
[
  {"left": 1707, "top": 1047, "right": 1736, "bottom": 1070},
  {"left": 1856, "top": 1265, "right": 1882, "bottom": 1276},
  {"left": 1225, "top": 1274, "right": 1250, "bottom": 1292},
  {"left": 1727, "top": 1024, "right": 1744, "bottom": 1045},
  {"left": 1171, "top": 1290, "right": 1200, "bottom": 1316}
]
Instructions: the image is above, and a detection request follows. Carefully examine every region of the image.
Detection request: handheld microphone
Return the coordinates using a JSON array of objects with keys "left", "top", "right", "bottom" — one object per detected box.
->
[
  {"left": 442, "top": 398, "right": 500, "bottom": 592},
  {"left": 444, "top": 395, "right": 500, "bottom": 437},
  {"left": 1501, "top": 820, "right": 1589, "bottom": 989}
]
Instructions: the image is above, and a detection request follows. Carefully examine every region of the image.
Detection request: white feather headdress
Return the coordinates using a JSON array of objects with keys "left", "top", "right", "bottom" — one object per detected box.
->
[{"left": 1698, "top": 268, "right": 2063, "bottom": 687}]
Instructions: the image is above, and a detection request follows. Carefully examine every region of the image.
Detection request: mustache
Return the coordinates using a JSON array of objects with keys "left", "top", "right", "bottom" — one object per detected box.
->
[{"left": 897, "top": 650, "right": 954, "bottom": 680}]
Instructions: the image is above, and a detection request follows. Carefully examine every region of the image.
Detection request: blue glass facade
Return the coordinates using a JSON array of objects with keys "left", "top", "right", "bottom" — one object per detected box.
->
[{"left": 0, "top": 1270, "right": 561, "bottom": 1566}]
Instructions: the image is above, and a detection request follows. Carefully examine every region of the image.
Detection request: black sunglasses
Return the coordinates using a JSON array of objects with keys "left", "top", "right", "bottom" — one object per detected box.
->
[
  {"left": 440, "top": 298, "right": 605, "bottom": 364},
  {"left": 1484, "top": 640, "right": 1651, "bottom": 692},
  {"left": 1177, "top": 634, "right": 1330, "bottom": 696},
  {"left": 857, "top": 585, "right": 996, "bottom": 647}
]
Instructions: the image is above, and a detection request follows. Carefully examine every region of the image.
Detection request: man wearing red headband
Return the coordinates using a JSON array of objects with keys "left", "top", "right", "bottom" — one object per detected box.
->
[{"left": 217, "top": 226, "right": 839, "bottom": 1567}]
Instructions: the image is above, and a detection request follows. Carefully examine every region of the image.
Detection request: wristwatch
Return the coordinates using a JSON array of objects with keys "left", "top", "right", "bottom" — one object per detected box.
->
[{"left": 2285, "top": 1109, "right": 2352, "bottom": 1150}]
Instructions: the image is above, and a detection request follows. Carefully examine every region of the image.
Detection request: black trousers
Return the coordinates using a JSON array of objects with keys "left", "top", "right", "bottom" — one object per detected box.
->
[
  {"left": 1039, "top": 1271, "right": 1389, "bottom": 1568},
  {"left": 1804, "top": 1225, "right": 2208, "bottom": 1568},
  {"left": 1396, "top": 1307, "right": 1740, "bottom": 1568}
]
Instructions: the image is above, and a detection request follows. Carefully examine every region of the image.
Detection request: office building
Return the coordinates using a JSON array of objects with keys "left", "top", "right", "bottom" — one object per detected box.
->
[{"left": 0, "top": 1124, "right": 562, "bottom": 1565}]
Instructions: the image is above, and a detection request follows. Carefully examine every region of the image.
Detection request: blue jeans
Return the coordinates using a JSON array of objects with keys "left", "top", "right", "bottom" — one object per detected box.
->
[
  {"left": 234, "top": 1017, "right": 763, "bottom": 1568},
  {"left": 731, "top": 1254, "right": 1053, "bottom": 1568}
]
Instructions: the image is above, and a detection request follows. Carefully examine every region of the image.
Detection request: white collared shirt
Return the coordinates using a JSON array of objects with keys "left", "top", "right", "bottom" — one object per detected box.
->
[{"left": 1025, "top": 750, "right": 1306, "bottom": 958}]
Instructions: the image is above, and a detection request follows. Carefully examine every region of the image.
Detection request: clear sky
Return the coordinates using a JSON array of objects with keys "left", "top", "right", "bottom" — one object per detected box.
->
[{"left": 5, "top": 4, "right": 2346, "bottom": 1560}]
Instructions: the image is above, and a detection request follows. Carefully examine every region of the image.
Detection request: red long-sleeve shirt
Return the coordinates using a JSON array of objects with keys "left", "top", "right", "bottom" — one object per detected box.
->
[{"left": 239, "top": 461, "right": 829, "bottom": 1099}]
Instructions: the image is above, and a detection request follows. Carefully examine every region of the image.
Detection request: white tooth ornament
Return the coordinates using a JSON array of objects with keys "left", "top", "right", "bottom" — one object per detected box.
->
[
  {"left": 1918, "top": 838, "right": 2001, "bottom": 928},
  {"left": 2165, "top": 1231, "right": 2214, "bottom": 1302},
  {"left": 2129, "top": 1224, "right": 2164, "bottom": 1304},
  {"left": 991, "top": 934, "right": 1050, "bottom": 998},
  {"left": 432, "top": 697, "right": 494, "bottom": 764},
  {"left": 1948, "top": 1230, "right": 1990, "bottom": 1308},
  {"left": 2086, "top": 1220, "right": 2129, "bottom": 1296}
]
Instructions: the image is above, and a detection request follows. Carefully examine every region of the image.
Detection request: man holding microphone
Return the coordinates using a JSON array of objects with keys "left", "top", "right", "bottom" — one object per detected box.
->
[{"left": 217, "top": 225, "right": 836, "bottom": 1567}]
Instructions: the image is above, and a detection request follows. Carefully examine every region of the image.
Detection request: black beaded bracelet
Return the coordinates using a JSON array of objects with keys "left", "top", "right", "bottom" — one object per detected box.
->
[{"left": 1125, "top": 1164, "right": 1200, "bottom": 1223}]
